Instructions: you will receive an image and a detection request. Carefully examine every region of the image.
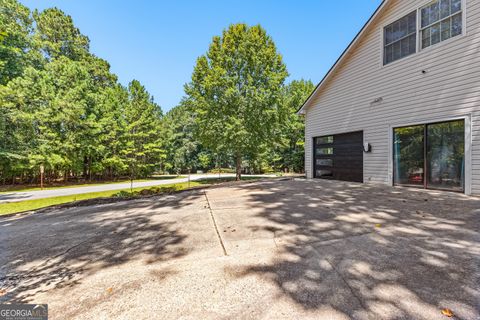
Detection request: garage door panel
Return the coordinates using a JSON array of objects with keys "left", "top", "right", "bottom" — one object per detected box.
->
[
  {"left": 332, "top": 147, "right": 363, "bottom": 154},
  {"left": 333, "top": 160, "right": 363, "bottom": 167},
  {"left": 314, "top": 131, "right": 363, "bottom": 183}
]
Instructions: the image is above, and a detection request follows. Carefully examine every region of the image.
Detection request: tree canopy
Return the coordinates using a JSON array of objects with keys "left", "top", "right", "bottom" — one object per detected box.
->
[
  {"left": 185, "top": 24, "right": 289, "bottom": 180},
  {"left": 0, "top": 2, "right": 314, "bottom": 186},
  {"left": 0, "top": 1, "right": 164, "bottom": 184}
]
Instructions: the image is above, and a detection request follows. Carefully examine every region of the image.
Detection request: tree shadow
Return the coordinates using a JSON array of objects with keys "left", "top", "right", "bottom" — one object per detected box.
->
[
  {"left": 227, "top": 179, "right": 480, "bottom": 319},
  {"left": 0, "top": 192, "right": 205, "bottom": 303},
  {"left": 0, "top": 193, "right": 31, "bottom": 202}
]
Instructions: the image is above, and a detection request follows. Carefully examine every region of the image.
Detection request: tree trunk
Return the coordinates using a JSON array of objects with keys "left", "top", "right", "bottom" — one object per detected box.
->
[
  {"left": 235, "top": 154, "right": 242, "bottom": 181},
  {"left": 88, "top": 157, "right": 92, "bottom": 181}
]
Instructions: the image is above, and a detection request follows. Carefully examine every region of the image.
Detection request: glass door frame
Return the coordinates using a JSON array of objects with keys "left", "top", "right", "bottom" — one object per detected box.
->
[{"left": 392, "top": 117, "right": 468, "bottom": 193}]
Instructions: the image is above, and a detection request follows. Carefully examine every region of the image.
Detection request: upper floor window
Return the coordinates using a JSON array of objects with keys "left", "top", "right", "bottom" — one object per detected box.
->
[
  {"left": 384, "top": 11, "right": 417, "bottom": 65},
  {"left": 421, "top": 0, "right": 463, "bottom": 49}
]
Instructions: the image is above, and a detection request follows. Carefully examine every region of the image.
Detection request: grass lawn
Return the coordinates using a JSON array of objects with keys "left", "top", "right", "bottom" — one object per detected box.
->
[
  {"left": 0, "top": 175, "right": 185, "bottom": 193},
  {"left": 0, "top": 176, "right": 264, "bottom": 216}
]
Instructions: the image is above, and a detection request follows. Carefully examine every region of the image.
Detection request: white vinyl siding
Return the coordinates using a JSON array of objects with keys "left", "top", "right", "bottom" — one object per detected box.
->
[{"left": 304, "top": 0, "right": 480, "bottom": 195}]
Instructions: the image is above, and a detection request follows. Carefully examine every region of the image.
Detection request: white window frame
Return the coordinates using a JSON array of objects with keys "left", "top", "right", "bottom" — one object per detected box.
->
[
  {"left": 419, "top": 0, "right": 465, "bottom": 50},
  {"left": 387, "top": 114, "right": 472, "bottom": 195},
  {"left": 383, "top": 10, "right": 418, "bottom": 65},
  {"left": 380, "top": 0, "right": 467, "bottom": 67}
]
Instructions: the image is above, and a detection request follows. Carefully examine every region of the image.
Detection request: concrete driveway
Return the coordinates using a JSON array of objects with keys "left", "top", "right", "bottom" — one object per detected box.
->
[{"left": 0, "top": 179, "right": 479, "bottom": 319}]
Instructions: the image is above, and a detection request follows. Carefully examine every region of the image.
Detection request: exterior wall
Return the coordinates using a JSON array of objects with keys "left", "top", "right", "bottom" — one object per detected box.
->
[{"left": 304, "top": 0, "right": 480, "bottom": 195}]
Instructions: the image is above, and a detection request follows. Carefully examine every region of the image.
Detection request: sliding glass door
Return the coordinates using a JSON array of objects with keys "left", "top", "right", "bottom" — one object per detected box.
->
[
  {"left": 393, "top": 125, "right": 425, "bottom": 187},
  {"left": 393, "top": 119, "right": 465, "bottom": 192},
  {"left": 427, "top": 121, "right": 465, "bottom": 191}
]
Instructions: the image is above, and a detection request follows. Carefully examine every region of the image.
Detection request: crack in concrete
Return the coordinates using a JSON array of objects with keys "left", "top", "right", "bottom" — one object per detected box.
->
[
  {"left": 204, "top": 191, "right": 228, "bottom": 256},
  {"left": 274, "top": 230, "right": 374, "bottom": 248},
  {"left": 302, "top": 235, "right": 371, "bottom": 311},
  {"left": 324, "top": 255, "right": 369, "bottom": 312},
  {"left": 0, "top": 236, "right": 96, "bottom": 283},
  {"left": 307, "top": 242, "right": 369, "bottom": 312}
]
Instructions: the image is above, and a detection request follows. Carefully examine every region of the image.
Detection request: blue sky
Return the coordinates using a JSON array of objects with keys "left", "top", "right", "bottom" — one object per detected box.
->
[{"left": 21, "top": 0, "right": 382, "bottom": 112}]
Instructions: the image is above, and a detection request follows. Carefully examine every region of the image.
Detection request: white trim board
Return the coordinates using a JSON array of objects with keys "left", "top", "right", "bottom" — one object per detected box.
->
[{"left": 387, "top": 114, "right": 472, "bottom": 195}]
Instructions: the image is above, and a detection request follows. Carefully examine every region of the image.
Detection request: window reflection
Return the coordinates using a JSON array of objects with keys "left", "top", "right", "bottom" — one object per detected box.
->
[
  {"left": 316, "top": 148, "right": 333, "bottom": 155},
  {"left": 427, "top": 120, "right": 464, "bottom": 191},
  {"left": 394, "top": 125, "right": 425, "bottom": 186},
  {"left": 393, "top": 120, "right": 465, "bottom": 192}
]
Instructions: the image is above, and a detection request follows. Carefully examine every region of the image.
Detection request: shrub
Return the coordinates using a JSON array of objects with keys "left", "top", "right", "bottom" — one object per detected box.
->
[
  {"left": 114, "top": 190, "right": 134, "bottom": 198},
  {"left": 208, "top": 168, "right": 235, "bottom": 174}
]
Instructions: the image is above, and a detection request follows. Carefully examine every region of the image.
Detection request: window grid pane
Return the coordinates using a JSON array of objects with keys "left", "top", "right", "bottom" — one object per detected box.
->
[
  {"left": 422, "top": 0, "right": 462, "bottom": 29},
  {"left": 440, "top": 0, "right": 451, "bottom": 19},
  {"left": 421, "top": 0, "right": 462, "bottom": 50},
  {"left": 441, "top": 19, "right": 451, "bottom": 41},
  {"left": 422, "top": 13, "right": 462, "bottom": 49},
  {"left": 384, "top": 11, "right": 417, "bottom": 65},
  {"left": 422, "top": 27, "right": 431, "bottom": 49},
  {"left": 422, "top": 6, "right": 430, "bottom": 27},
  {"left": 452, "top": 13, "right": 462, "bottom": 36},
  {"left": 316, "top": 170, "right": 333, "bottom": 177},
  {"left": 451, "top": 0, "right": 461, "bottom": 14},
  {"left": 430, "top": 2, "right": 440, "bottom": 25},
  {"left": 316, "top": 159, "right": 333, "bottom": 167},
  {"left": 316, "top": 148, "right": 333, "bottom": 156},
  {"left": 317, "top": 136, "right": 333, "bottom": 144},
  {"left": 431, "top": 23, "right": 441, "bottom": 45}
]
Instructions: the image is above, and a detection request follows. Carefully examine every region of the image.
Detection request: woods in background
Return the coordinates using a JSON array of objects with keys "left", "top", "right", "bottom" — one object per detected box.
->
[
  {"left": 0, "top": 0, "right": 314, "bottom": 185},
  {"left": 0, "top": 1, "right": 164, "bottom": 184}
]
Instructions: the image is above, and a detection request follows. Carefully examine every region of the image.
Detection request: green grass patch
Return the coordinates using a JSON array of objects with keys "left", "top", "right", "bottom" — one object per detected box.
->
[
  {"left": 0, "top": 176, "right": 265, "bottom": 216},
  {"left": 0, "top": 175, "right": 184, "bottom": 193},
  {"left": 0, "top": 181, "right": 202, "bottom": 216}
]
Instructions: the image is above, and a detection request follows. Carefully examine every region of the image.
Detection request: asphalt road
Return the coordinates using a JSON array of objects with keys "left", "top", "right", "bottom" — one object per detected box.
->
[
  {"left": 0, "top": 174, "right": 272, "bottom": 203},
  {"left": 1, "top": 179, "right": 478, "bottom": 319}
]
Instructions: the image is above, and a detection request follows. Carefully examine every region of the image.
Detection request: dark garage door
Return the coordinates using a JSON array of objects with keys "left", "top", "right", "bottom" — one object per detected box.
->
[{"left": 314, "top": 131, "right": 363, "bottom": 183}]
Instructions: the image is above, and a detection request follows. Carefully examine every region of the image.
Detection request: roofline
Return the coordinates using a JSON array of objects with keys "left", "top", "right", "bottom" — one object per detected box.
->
[{"left": 297, "top": 0, "right": 390, "bottom": 115}]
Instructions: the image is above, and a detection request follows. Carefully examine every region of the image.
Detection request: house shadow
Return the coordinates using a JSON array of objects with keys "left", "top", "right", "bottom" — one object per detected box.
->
[{"left": 227, "top": 179, "right": 480, "bottom": 319}]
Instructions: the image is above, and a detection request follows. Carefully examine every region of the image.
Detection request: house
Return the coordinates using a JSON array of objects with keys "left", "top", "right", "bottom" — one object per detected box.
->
[{"left": 298, "top": 0, "right": 479, "bottom": 195}]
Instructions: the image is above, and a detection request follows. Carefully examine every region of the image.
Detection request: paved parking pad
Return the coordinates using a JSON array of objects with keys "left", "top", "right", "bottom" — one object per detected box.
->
[{"left": 1, "top": 179, "right": 479, "bottom": 319}]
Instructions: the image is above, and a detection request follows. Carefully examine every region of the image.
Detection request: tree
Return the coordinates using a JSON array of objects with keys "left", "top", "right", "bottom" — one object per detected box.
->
[
  {"left": 0, "top": 57, "right": 95, "bottom": 182},
  {"left": 185, "top": 23, "right": 288, "bottom": 180},
  {"left": 123, "top": 80, "right": 164, "bottom": 181},
  {"left": 95, "top": 84, "right": 129, "bottom": 180},
  {"left": 33, "top": 7, "right": 89, "bottom": 61},
  {"left": 0, "top": 0, "right": 36, "bottom": 84},
  {"left": 162, "top": 99, "right": 209, "bottom": 174},
  {"left": 0, "top": 3, "right": 165, "bottom": 184},
  {"left": 277, "top": 80, "right": 315, "bottom": 172},
  {"left": 1, "top": 3, "right": 311, "bottom": 185}
]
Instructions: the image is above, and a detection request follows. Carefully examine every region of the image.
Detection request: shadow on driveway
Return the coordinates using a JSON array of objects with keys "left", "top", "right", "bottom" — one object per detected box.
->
[
  {"left": 224, "top": 179, "right": 480, "bottom": 319},
  {"left": 0, "top": 191, "right": 206, "bottom": 303},
  {"left": 0, "top": 179, "right": 478, "bottom": 319}
]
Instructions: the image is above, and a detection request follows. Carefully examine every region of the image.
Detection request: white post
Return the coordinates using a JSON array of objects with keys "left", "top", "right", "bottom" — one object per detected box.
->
[{"left": 40, "top": 164, "right": 45, "bottom": 190}]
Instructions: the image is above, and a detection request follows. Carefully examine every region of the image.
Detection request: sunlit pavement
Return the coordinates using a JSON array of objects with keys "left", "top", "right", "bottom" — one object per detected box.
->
[
  {"left": 0, "top": 174, "right": 275, "bottom": 203},
  {"left": 0, "top": 179, "right": 479, "bottom": 319}
]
